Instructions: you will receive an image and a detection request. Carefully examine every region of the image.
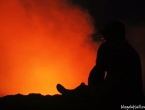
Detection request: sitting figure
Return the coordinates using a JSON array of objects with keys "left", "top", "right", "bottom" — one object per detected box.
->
[{"left": 56, "top": 21, "right": 144, "bottom": 105}]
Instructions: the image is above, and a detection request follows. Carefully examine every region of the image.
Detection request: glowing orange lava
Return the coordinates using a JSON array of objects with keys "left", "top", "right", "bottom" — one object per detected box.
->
[{"left": 0, "top": 0, "right": 98, "bottom": 96}]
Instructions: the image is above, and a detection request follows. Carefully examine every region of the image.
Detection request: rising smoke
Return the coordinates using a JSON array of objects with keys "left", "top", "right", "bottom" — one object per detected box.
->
[{"left": 0, "top": 0, "right": 98, "bottom": 96}]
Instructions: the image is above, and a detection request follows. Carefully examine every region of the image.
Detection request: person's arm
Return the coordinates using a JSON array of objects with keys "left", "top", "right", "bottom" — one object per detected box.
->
[{"left": 88, "top": 43, "right": 107, "bottom": 86}]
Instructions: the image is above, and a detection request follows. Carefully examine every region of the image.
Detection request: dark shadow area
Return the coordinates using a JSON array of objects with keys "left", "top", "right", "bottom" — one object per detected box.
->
[
  {"left": 0, "top": 93, "right": 105, "bottom": 110},
  {"left": 0, "top": 93, "right": 145, "bottom": 110}
]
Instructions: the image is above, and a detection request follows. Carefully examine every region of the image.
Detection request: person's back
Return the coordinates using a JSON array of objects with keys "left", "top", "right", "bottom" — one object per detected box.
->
[
  {"left": 88, "top": 21, "right": 144, "bottom": 104},
  {"left": 101, "top": 40, "right": 143, "bottom": 103}
]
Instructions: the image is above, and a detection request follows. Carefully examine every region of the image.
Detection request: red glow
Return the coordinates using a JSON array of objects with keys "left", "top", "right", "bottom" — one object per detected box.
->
[{"left": 0, "top": 0, "right": 98, "bottom": 96}]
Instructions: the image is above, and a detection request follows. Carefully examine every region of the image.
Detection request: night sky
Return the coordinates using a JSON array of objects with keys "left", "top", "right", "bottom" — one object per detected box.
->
[
  {"left": 0, "top": 0, "right": 145, "bottom": 96},
  {"left": 70, "top": 0, "right": 145, "bottom": 27}
]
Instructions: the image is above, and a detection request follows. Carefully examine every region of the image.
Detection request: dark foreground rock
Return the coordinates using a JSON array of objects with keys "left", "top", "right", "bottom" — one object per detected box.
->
[{"left": 0, "top": 93, "right": 145, "bottom": 110}]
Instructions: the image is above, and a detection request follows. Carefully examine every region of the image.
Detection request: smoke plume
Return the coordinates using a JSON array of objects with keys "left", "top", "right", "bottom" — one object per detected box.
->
[{"left": 0, "top": 0, "right": 97, "bottom": 96}]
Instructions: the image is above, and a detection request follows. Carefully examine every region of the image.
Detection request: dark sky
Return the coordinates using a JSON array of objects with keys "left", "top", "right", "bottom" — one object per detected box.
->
[
  {"left": 69, "top": 0, "right": 145, "bottom": 93},
  {"left": 70, "top": 0, "right": 145, "bottom": 28}
]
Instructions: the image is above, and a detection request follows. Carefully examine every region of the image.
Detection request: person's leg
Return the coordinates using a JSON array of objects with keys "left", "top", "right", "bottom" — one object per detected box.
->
[{"left": 56, "top": 82, "right": 88, "bottom": 95}]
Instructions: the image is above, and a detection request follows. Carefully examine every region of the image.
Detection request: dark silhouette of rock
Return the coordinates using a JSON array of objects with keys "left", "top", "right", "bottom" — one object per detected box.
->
[
  {"left": 0, "top": 93, "right": 97, "bottom": 110},
  {"left": 0, "top": 93, "right": 145, "bottom": 110}
]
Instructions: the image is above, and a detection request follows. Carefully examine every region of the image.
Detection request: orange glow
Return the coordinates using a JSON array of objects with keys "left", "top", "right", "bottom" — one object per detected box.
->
[{"left": 0, "top": 0, "right": 98, "bottom": 96}]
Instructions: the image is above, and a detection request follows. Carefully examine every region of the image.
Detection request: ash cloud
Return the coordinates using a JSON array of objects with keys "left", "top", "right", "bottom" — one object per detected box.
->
[{"left": 0, "top": 0, "right": 96, "bottom": 96}]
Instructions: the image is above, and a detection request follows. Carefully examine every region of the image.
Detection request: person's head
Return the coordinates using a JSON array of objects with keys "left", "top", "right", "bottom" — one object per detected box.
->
[{"left": 100, "top": 21, "right": 125, "bottom": 41}]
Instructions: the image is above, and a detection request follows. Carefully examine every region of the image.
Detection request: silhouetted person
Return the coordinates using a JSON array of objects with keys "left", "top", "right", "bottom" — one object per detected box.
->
[{"left": 57, "top": 21, "right": 144, "bottom": 105}]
